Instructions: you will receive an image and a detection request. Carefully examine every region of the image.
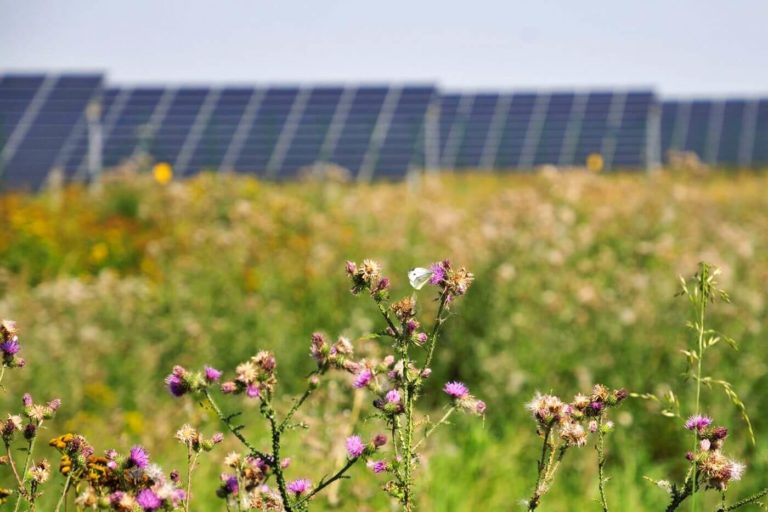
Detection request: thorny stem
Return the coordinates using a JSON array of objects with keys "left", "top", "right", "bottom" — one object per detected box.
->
[
  {"left": 527, "top": 425, "right": 553, "bottom": 511},
  {"left": 692, "top": 278, "right": 707, "bottom": 512},
  {"left": 267, "top": 409, "right": 292, "bottom": 512},
  {"left": 295, "top": 457, "right": 361, "bottom": 507},
  {"left": 202, "top": 390, "right": 268, "bottom": 459},
  {"left": 279, "top": 378, "right": 317, "bottom": 433},
  {"left": 376, "top": 302, "right": 401, "bottom": 339},
  {"left": 715, "top": 487, "right": 768, "bottom": 511},
  {"left": 666, "top": 475, "right": 695, "bottom": 512},
  {"left": 422, "top": 291, "right": 449, "bottom": 372},
  {"left": 53, "top": 472, "right": 72, "bottom": 512},
  {"left": 596, "top": 416, "right": 610, "bottom": 512},
  {"left": 413, "top": 407, "right": 456, "bottom": 450},
  {"left": 13, "top": 431, "right": 39, "bottom": 512}
]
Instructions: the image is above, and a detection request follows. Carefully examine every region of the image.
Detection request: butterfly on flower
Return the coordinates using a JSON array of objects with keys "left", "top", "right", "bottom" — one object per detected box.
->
[{"left": 408, "top": 268, "right": 434, "bottom": 290}]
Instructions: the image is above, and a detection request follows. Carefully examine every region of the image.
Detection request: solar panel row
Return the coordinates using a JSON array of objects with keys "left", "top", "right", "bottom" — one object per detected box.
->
[
  {"left": 662, "top": 99, "right": 768, "bottom": 166},
  {"left": 2, "top": 73, "right": 766, "bottom": 190}
]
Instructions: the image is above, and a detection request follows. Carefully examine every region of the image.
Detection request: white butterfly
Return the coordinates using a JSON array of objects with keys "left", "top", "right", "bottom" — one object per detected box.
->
[{"left": 408, "top": 267, "right": 433, "bottom": 290}]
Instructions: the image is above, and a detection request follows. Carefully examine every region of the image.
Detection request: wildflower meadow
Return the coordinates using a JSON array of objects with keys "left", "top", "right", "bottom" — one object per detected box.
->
[{"left": 1, "top": 169, "right": 767, "bottom": 510}]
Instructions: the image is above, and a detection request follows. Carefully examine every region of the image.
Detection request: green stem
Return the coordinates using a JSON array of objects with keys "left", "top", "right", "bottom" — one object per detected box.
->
[
  {"left": 715, "top": 488, "right": 768, "bottom": 511},
  {"left": 267, "top": 409, "right": 292, "bottom": 512},
  {"left": 202, "top": 390, "right": 268, "bottom": 459},
  {"left": 597, "top": 416, "right": 610, "bottom": 512},
  {"left": 184, "top": 448, "right": 199, "bottom": 512},
  {"left": 413, "top": 407, "right": 456, "bottom": 450},
  {"left": 13, "top": 431, "right": 39, "bottom": 512},
  {"left": 53, "top": 472, "right": 72, "bottom": 512},
  {"left": 279, "top": 378, "right": 317, "bottom": 433},
  {"left": 422, "top": 292, "right": 448, "bottom": 372},
  {"left": 692, "top": 289, "right": 706, "bottom": 512},
  {"left": 295, "top": 457, "right": 360, "bottom": 507},
  {"left": 528, "top": 425, "right": 553, "bottom": 511}
]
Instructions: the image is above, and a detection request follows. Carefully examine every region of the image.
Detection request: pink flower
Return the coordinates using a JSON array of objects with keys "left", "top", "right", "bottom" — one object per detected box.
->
[
  {"left": 353, "top": 369, "right": 373, "bottom": 389},
  {"left": 367, "top": 460, "right": 387, "bottom": 473},
  {"left": 287, "top": 479, "right": 311, "bottom": 495},
  {"left": 385, "top": 389, "right": 401, "bottom": 404},
  {"left": 346, "top": 435, "right": 365, "bottom": 458},
  {"left": 443, "top": 381, "right": 469, "bottom": 399}
]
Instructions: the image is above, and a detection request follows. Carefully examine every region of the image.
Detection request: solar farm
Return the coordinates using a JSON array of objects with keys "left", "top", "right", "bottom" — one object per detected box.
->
[{"left": 2, "top": 72, "right": 767, "bottom": 189}]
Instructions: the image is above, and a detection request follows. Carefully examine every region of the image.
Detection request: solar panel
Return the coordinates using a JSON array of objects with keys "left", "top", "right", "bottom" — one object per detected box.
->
[
  {"left": 1, "top": 73, "right": 101, "bottom": 189},
  {"left": 660, "top": 98, "right": 768, "bottom": 167}
]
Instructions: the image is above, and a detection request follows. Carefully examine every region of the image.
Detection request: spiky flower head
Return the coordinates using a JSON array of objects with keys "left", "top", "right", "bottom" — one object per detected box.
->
[
  {"left": 287, "top": 479, "right": 311, "bottom": 495},
  {"left": 204, "top": 366, "right": 222, "bottom": 382},
  {"left": 367, "top": 460, "right": 387, "bottom": 473},
  {"left": 685, "top": 415, "right": 713, "bottom": 432},
  {"left": 136, "top": 488, "right": 162, "bottom": 510},
  {"left": 353, "top": 368, "right": 373, "bottom": 389},
  {"left": 443, "top": 381, "right": 470, "bottom": 399},
  {"left": 129, "top": 446, "right": 149, "bottom": 469},
  {"left": 346, "top": 435, "right": 365, "bottom": 459}
]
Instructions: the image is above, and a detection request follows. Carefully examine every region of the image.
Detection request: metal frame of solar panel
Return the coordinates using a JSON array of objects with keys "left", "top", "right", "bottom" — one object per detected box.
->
[
  {"left": 661, "top": 99, "right": 768, "bottom": 166},
  {"left": 438, "top": 90, "right": 657, "bottom": 171}
]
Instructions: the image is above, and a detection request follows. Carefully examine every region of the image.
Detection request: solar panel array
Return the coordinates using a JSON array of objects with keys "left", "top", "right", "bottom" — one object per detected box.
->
[
  {"left": 438, "top": 91, "right": 656, "bottom": 170},
  {"left": 661, "top": 99, "right": 768, "bottom": 166},
  {"left": 2, "top": 72, "right": 767, "bottom": 190}
]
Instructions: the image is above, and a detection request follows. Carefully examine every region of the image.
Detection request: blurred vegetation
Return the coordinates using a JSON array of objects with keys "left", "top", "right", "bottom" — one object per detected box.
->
[{"left": 1, "top": 169, "right": 767, "bottom": 510}]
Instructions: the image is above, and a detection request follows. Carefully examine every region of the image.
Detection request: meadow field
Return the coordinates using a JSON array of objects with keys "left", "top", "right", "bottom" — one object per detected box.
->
[{"left": 1, "top": 169, "right": 767, "bottom": 510}]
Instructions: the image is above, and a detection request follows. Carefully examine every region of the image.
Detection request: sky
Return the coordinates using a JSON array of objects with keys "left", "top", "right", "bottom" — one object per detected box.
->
[{"left": 1, "top": 0, "right": 767, "bottom": 97}]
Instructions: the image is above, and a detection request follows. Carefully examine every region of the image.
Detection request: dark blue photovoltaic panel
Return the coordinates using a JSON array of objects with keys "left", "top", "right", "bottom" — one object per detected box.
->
[
  {"left": 614, "top": 91, "right": 653, "bottom": 167},
  {"left": 149, "top": 88, "right": 207, "bottom": 166},
  {"left": 753, "top": 100, "right": 768, "bottom": 165},
  {"left": 438, "top": 94, "right": 461, "bottom": 158},
  {"left": 103, "top": 88, "right": 164, "bottom": 167},
  {"left": 684, "top": 101, "right": 711, "bottom": 159},
  {"left": 375, "top": 86, "right": 436, "bottom": 178},
  {"left": 3, "top": 74, "right": 101, "bottom": 189},
  {"left": 330, "top": 87, "right": 388, "bottom": 176},
  {"left": 574, "top": 92, "right": 612, "bottom": 165},
  {"left": 496, "top": 93, "right": 536, "bottom": 168},
  {"left": 278, "top": 87, "right": 343, "bottom": 177},
  {"left": 0, "top": 75, "right": 45, "bottom": 142},
  {"left": 716, "top": 101, "right": 745, "bottom": 164},
  {"left": 187, "top": 88, "right": 256, "bottom": 173},
  {"left": 235, "top": 87, "right": 298, "bottom": 174},
  {"left": 455, "top": 94, "right": 498, "bottom": 168},
  {"left": 533, "top": 93, "right": 574, "bottom": 165}
]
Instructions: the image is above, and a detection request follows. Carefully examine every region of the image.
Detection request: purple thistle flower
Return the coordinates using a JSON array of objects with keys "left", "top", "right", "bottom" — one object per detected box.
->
[
  {"left": 22, "top": 393, "right": 33, "bottom": 407},
  {"left": 212, "top": 432, "right": 224, "bottom": 444},
  {"left": 353, "top": 369, "right": 373, "bottom": 389},
  {"left": 367, "top": 460, "right": 387, "bottom": 474},
  {"left": 685, "top": 415, "right": 713, "bottom": 431},
  {"left": 136, "top": 488, "right": 162, "bottom": 510},
  {"left": 220, "top": 381, "right": 237, "bottom": 394},
  {"left": 475, "top": 400, "right": 487, "bottom": 415},
  {"left": 204, "top": 366, "right": 222, "bottom": 382},
  {"left": 429, "top": 263, "right": 446, "bottom": 285},
  {"left": 129, "top": 446, "right": 149, "bottom": 468},
  {"left": 47, "top": 398, "right": 62, "bottom": 411},
  {"left": 0, "top": 338, "right": 20, "bottom": 355},
  {"left": 415, "top": 332, "right": 428, "bottom": 345},
  {"left": 373, "top": 434, "right": 387, "bottom": 447},
  {"left": 443, "top": 381, "right": 469, "bottom": 399},
  {"left": 225, "top": 475, "right": 239, "bottom": 494},
  {"left": 246, "top": 384, "right": 260, "bottom": 398},
  {"left": 346, "top": 435, "right": 365, "bottom": 459},
  {"left": 287, "top": 478, "right": 311, "bottom": 495},
  {"left": 589, "top": 401, "right": 604, "bottom": 413},
  {"left": 165, "top": 373, "right": 188, "bottom": 397},
  {"left": 385, "top": 389, "right": 401, "bottom": 404}
]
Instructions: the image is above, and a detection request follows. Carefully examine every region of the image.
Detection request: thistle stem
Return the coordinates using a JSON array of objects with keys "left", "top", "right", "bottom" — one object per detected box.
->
[
  {"left": 295, "top": 457, "right": 360, "bottom": 507},
  {"left": 414, "top": 407, "right": 456, "bottom": 450},
  {"left": 597, "top": 416, "right": 610, "bottom": 512},
  {"left": 716, "top": 487, "right": 768, "bottom": 511},
  {"left": 202, "top": 390, "right": 268, "bottom": 459},
  {"left": 13, "top": 431, "right": 39, "bottom": 512},
  {"left": 692, "top": 280, "right": 707, "bottom": 512},
  {"left": 53, "top": 472, "right": 72, "bottom": 512}
]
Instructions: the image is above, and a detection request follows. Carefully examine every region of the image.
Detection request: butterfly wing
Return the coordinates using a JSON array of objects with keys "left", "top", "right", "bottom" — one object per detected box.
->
[{"left": 408, "top": 268, "right": 433, "bottom": 290}]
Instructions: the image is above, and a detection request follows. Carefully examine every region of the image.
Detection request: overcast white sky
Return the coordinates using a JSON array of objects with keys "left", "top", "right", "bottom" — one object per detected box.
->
[{"left": 1, "top": 0, "right": 766, "bottom": 96}]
